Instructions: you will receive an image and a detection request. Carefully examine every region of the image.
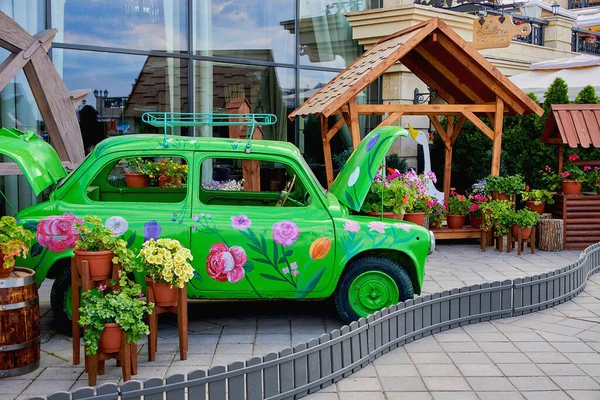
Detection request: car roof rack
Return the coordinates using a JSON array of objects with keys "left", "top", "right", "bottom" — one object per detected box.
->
[{"left": 141, "top": 112, "right": 277, "bottom": 153}]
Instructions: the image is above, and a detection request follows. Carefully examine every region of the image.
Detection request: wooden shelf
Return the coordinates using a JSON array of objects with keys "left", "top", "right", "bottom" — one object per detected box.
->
[{"left": 431, "top": 225, "right": 483, "bottom": 239}]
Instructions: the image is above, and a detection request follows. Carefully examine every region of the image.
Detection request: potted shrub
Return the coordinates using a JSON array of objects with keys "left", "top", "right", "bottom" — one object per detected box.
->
[
  {"left": 484, "top": 175, "right": 526, "bottom": 201},
  {"left": 78, "top": 282, "right": 153, "bottom": 355},
  {"left": 138, "top": 238, "right": 194, "bottom": 306},
  {"left": 480, "top": 200, "right": 513, "bottom": 238},
  {"left": 74, "top": 216, "right": 138, "bottom": 281},
  {"left": 468, "top": 194, "right": 489, "bottom": 228},
  {"left": 426, "top": 198, "right": 445, "bottom": 229},
  {"left": 446, "top": 189, "right": 471, "bottom": 229},
  {"left": 124, "top": 157, "right": 150, "bottom": 188},
  {"left": 508, "top": 208, "right": 541, "bottom": 239},
  {"left": 0, "top": 216, "right": 34, "bottom": 278},
  {"left": 561, "top": 154, "right": 585, "bottom": 195},
  {"left": 521, "top": 187, "right": 554, "bottom": 214}
]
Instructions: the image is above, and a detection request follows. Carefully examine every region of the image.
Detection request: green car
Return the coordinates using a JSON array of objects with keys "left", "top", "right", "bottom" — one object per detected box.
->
[{"left": 3, "top": 124, "right": 433, "bottom": 327}]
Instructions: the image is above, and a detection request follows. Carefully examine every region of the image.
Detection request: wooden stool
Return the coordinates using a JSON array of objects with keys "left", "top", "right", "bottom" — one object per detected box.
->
[
  {"left": 146, "top": 280, "right": 188, "bottom": 361},
  {"left": 507, "top": 227, "right": 536, "bottom": 255},
  {"left": 481, "top": 230, "right": 503, "bottom": 252},
  {"left": 86, "top": 329, "right": 137, "bottom": 386}
]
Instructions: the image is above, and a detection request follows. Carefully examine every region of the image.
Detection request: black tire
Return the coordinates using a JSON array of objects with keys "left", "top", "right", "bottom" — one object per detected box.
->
[
  {"left": 334, "top": 256, "right": 414, "bottom": 323},
  {"left": 50, "top": 266, "right": 74, "bottom": 335}
]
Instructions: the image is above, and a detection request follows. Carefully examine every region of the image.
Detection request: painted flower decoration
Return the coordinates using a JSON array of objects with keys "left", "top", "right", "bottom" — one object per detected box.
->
[
  {"left": 144, "top": 220, "right": 162, "bottom": 242},
  {"left": 36, "top": 213, "right": 82, "bottom": 253},
  {"left": 231, "top": 215, "right": 252, "bottom": 231},
  {"left": 309, "top": 237, "right": 331, "bottom": 260},
  {"left": 348, "top": 166, "right": 360, "bottom": 187},
  {"left": 366, "top": 133, "right": 380, "bottom": 152},
  {"left": 105, "top": 216, "right": 128, "bottom": 237},
  {"left": 368, "top": 221, "right": 386, "bottom": 234},
  {"left": 392, "top": 222, "right": 411, "bottom": 232},
  {"left": 344, "top": 221, "right": 360, "bottom": 233},
  {"left": 206, "top": 243, "right": 246, "bottom": 283},
  {"left": 272, "top": 221, "right": 300, "bottom": 247}
]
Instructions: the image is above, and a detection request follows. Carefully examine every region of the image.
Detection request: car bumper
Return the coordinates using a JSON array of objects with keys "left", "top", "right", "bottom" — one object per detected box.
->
[{"left": 428, "top": 230, "right": 435, "bottom": 255}]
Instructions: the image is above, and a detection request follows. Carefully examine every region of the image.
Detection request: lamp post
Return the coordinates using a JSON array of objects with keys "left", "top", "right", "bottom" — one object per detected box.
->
[{"left": 551, "top": 1, "right": 560, "bottom": 15}]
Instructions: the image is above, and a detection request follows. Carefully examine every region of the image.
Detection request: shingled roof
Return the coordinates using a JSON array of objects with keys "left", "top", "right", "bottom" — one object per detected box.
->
[
  {"left": 542, "top": 104, "right": 600, "bottom": 148},
  {"left": 289, "top": 18, "right": 543, "bottom": 119}
]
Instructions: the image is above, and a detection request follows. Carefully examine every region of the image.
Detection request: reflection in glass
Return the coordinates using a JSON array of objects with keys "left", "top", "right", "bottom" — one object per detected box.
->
[
  {"left": 297, "top": 0, "right": 370, "bottom": 68},
  {"left": 51, "top": 0, "right": 188, "bottom": 52},
  {"left": 194, "top": 0, "right": 295, "bottom": 63},
  {"left": 54, "top": 49, "right": 187, "bottom": 152}
]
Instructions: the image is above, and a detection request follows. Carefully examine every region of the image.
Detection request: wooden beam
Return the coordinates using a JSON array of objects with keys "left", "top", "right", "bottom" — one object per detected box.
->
[
  {"left": 427, "top": 115, "right": 449, "bottom": 147},
  {"left": 321, "top": 116, "right": 335, "bottom": 188},
  {"left": 375, "top": 112, "right": 403, "bottom": 129},
  {"left": 325, "top": 116, "right": 346, "bottom": 142},
  {"left": 400, "top": 54, "right": 456, "bottom": 104},
  {"left": 70, "top": 89, "right": 91, "bottom": 109},
  {"left": 451, "top": 115, "right": 466, "bottom": 146},
  {"left": 347, "top": 98, "right": 361, "bottom": 149},
  {"left": 558, "top": 144, "right": 564, "bottom": 174},
  {"left": 0, "top": 52, "right": 29, "bottom": 92},
  {"left": 444, "top": 145, "right": 452, "bottom": 208},
  {"left": 491, "top": 97, "right": 504, "bottom": 176},
  {"left": 356, "top": 104, "right": 496, "bottom": 115},
  {"left": 462, "top": 110, "right": 495, "bottom": 141},
  {"left": 544, "top": 138, "right": 563, "bottom": 145}
]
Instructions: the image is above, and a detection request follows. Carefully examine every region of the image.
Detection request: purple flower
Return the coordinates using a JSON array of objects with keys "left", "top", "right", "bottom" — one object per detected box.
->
[
  {"left": 144, "top": 220, "right": 162, "bottom": 242},
  {"left": 231, "top": 215, "right": 252, "bottom": 231},
  {"left": 366, "top": 133, "right": 380, "bottom": 152},
  {"left": 272, "top": 221, "right": 300, "bottom": 247}
]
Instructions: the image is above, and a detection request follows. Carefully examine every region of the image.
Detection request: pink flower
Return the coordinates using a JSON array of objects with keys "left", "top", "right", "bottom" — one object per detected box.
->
[
  {"left": 584, "top": 166, "right": 592, "bottom": 172},
  {"left": 569, "top": 154, "right": 580, "bottom": 162},
  {"left": 344, "top": 221, "right": 360, "bottom": 233},
  {"left": 231, "top": 215, "right": 252, "bottom": 231},
  {"left": 272, "top": 221, "right": 300, "bottom": 247},
  {"left": 368, "top": 221, "right": 386, "bottom": 234},
  {"left": 206, "top": 243, "right": 246, "bottom": 283},
  {"left": 36, "top": 213, "right": 83, "bottom": 253},
  {"left": 282, "top": 267, "right": 290, "bottom": 275},
  {"left": 292, "top": 270, "right": 299, "bottom": 276},
  {"left": 595, "top": 167, "right": 600, "bottom": 172},
  {"left": 290, "top": 262, "right": 298, "bottom": 270},
  {"left": 562, "top": 171, "right": 570, "bottom": 179},
  {"left": 98, "top": 284, "right": 107, "bottom": 292},
  {"left": 393, "top": 222, "right": 411, "bottom": 232}
]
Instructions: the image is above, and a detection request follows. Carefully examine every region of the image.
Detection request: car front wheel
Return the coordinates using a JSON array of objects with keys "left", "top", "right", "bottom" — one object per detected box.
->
[
  {"left": 50, "top": 267, "right": 75, "bottom": 335},
  {"left": 334, "top": 256, "right": 414, "bottom": 323}
]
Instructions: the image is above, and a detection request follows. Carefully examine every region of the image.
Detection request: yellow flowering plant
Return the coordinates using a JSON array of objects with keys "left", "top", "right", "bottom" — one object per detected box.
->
[{"left": 138, "top": 238, "right": 194, "bottom": 288}]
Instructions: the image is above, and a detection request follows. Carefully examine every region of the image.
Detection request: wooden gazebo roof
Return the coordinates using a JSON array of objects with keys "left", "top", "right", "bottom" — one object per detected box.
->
[{"left": 542, "top": 104, "right": 600, "bottom": 148}]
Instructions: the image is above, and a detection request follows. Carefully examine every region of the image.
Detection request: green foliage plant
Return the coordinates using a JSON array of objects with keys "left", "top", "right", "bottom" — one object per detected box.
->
[
  {"left": 385, "top": 153, "right": 408, "bottom": 173},
  {"left": 78, "top": 281, "right": 153, "bottom": 355},
  {"left": 538, "top": 165, "right": 561, "bottom": 191},
  {"left": 480, "top": 200, "right": 513, "bottom": 236},
  {"left": 508, "top": 208, "right": 541, "bottom": 229},
  {"left": 333, "top": 149, "right": 353, "bottom": 169},
  {"left": 0, "top": 216, "right": 34, "bottom": 269},
  {"left": 574, "top": 85, "right": 599, "bottom": 104},
  {"left": 74, "top": 216, "right": 140, "bottom": 274},
  {"left": 447, "top": 190, "right": 471, "bottom": 216},
  {"left": 521, "top": 188, "right": 555, "bottom": 206},
  {"left": 484, "top": 174, "right": 526, "bottom": 196},
  {"left": 125, "top": 157, "right": 151, "bottom": 175}
]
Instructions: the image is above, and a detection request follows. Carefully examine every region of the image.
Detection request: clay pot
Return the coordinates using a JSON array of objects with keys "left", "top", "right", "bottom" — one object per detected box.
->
[
  {"left": 561, "top": 180, "right": 582, "bottom": 195},
  {"left": 404, "top": 212, "right": 426, "bottom": 226},
  {"left": 525, "top": 200, "right": 545, "bottom": 215},
  {"left": 494, "top": 191, "right": 511, "bottom": 201},
  {"left": 470, "top": 214, "right": 482, "bottom": 229},
  {"left": 99, "top": 323, "right": 122, "bottom": 354},
  {"left": 148, "top": 278, "right": 178, "bottom": 307},
  {"left": 367, "top": 212, "right": 404, "bottom": 220},
  {"left": 124, "top": 173, "right": 149, "bottom": 188},
  {"left": 74, "top": 249, "right": 114, "bottom": 281},
  {"left": 0, "top": 254, "right": 13, "bottom": 279},
  {"left": 447, "top": 214, "right": 466, "bottom": 229},
  {"left": 511, "top": 225, "right": 532, "bottom": 239}
]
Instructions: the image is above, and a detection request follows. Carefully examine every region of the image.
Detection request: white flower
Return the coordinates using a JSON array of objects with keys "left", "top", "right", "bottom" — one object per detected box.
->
[
  {"left": 348, "top": 166, "right": 360, "bottom": 187},
  {"left": 393, "top": 223, "right": 411, "bottom": 232},
  {"left": 105, "top": 216, "right": 128, "bottom": 237}
]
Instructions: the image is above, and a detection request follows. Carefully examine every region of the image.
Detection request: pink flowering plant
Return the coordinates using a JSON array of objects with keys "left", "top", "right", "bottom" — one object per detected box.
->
[
  {"left": 468, "top": 194, "right": 490, "bottom": 218},
  {"left": 427, "top": 198, "right": 446, "bottom": 227},
  {"left": 361, "top": 170, "right": 408, "bottom": 215},
  {"left": 447, "top": 189, "right": 471, "bottom": 216},
  {"left": 538, "top": 165, "right": 561, "bottom": 191},
  {"left": 584, "top": 166, "right": 600, "bottom": 187},
  {"left": 562, "top": 154, "right": 586, "bottom": 183},
  {"left": 401, "top": 170, "right": 435, "bottom": 213}
]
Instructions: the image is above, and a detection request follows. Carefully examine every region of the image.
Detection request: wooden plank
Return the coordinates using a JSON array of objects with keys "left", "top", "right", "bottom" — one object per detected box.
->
[
  {"left": 321, "top": 116, "right": 335, "bottom": 189},
  {"left": 431, "top": 226, "right": 482, "bottom": 239},
  {"left": 0, "top": 11, "right": 35, "bottom": 52},
  {"left": 459, "top": 286, "right": 471, "bottom": 326},
  {"left": 400, "top": 53, "right": 456, "bottom": 104},
  {"left": 558, "top": 110, "right": 580, "bottom": 148},
  {"left": 375, "top": 112, "right": 403, "bottom": 129},
  {"left": 439, "top": 291, "right": 450, "bottom": 331},
  {"left": 428, "top": 115, "right": 449, "bottom": 146},
  {"left": 357, "top": 103, "right": 496, "bottom": 115},
  {"left": 325, "top": 117, "right": 346, "bottom": 142},
  {"left": 571, "top": 110, "right": 591, "bottom": 148},
  {"left": 348, "top": 97, "right": 361, "bottom": 149},
  {"left": 381, "top": 307, "right": 391, "bottom": 352},
  {"left": 421, "top": 294, "right": 433, "bottom": 337},
  {"left": 583, "top": 110, "right": 600, "bottom": 147},
  {"left": 405, "top": 299, "right": 415, "bottom": 342},
  {"left": 349, "top": 321, "right": 361, "bottom": 372},
  {"left": 462, "top": 110, "right": 495, "bottom": 140},
  {"left": 491, "top": 98, "right": 504, "bottom": 176},
  {"left": 449, "top": 288, "right": 460, "bottom": 329},
  {"left": 388, "top": 305, "right": 398, "bottom": 348},
  {"left": 413, "top": 297, "right": 424, "bottom": 339},
  {"left": 0, "top": 52, "right": 31, "bottom": 92}
]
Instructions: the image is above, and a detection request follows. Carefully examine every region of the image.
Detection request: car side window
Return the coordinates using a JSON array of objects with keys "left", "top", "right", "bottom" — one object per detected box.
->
[
  {"left": 200, "top": 158, "right": 311, "bottom": 207},
  {"left": 87, "top": 156, "right": 188, "bottom": 203}
]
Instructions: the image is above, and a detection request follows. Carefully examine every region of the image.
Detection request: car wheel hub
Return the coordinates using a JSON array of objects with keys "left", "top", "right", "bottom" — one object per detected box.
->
[{"left": 349, "top": 271, "right": 399, "bottom": 317}]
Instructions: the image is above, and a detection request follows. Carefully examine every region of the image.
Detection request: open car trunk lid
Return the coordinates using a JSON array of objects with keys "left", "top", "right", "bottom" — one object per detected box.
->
[
  {"left": 0, "top": 127, "right": 67, "bottom": 195},
  {"left": 329, "top": 126, "right": 407, "bottom": 212}
]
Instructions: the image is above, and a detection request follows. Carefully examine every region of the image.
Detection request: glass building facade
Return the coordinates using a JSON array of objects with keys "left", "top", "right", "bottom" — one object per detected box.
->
[{"left": 0, "top": 0, "right": 381, "bottom": 206}]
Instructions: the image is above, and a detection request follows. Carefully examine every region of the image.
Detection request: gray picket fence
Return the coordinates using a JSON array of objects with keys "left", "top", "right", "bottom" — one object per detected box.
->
[{"left": 31, "top": 243, "right": 600, "bottom": 400}]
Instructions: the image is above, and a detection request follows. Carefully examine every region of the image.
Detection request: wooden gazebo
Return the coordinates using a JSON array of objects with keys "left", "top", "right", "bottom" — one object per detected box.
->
[{"left": 289, "top": 17, "right": 543, "bottom": 206}]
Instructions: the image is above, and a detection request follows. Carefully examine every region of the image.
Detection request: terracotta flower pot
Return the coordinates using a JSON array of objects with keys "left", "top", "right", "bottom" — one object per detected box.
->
[
  {"left": 447, "top": 214, "right": 466, "bottom": 229},
  {"left": 470, "top": 214, "right": 482, "bottom": 229},
  {"left": 74, "top": 249, "right": 114, "bottom": 281},
  {"left": 511, "top": 224, "right": 532, "bottom": 239},
  {"left": 124, "top": 173, "right": 149, "bottom": 188},
  {"left": 147, "top": 278, "right": 178, "bottom": 307},
  {"left": 0, "top": 252, "right": 13, "bottom": 278},
  {"left": 367, "top": 211, "right": 404, "bottom": 220},
  {"left": 404, "top": 212, "right": 426, "bottom": 226},
  {"left": 494, "top": 191, "right": 511, "bottom": 201},
  {"left": 99, "top": 323, "right": 122, "bottom": 354},
  {"left": 525, "top": 200, "right": 545, "bottom": 215},
  {"left": 561, "top": 180, "right": 582, "bottom": 195}
]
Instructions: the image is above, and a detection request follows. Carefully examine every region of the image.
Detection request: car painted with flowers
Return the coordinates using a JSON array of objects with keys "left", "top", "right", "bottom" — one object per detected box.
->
[{"left": 1, "top": 124, "right": 434, "bottom": 327}]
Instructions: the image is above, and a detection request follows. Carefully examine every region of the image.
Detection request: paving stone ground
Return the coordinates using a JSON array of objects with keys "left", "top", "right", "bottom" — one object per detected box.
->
[{"left": 3, "top": 243, "right": 595, "bottom": 400}]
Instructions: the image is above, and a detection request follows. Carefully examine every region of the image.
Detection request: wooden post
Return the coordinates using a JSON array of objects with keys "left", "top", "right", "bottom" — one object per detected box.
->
[
  {"left": 491, "top": 97, "right": 504, "bottom": 176},
  {"left": 321, "top": 116, "right": 335, "bottom": 188},
  {"left": 443, "top": 116, "right": 454, "bottom": 207},
  {"left": 347, "top": 98, "right": 361, "bottom": 149},
  {"left": 558, "top": 144, "right": 564, "bottom": 174}
]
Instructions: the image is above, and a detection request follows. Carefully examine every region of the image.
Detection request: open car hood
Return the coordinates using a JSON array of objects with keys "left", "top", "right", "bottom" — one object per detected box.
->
[
  {"left": 0, "top": 127, "right": 67, "bottom": 195},
  {"left": 329, "top": 126, "right": 408, "bottom": 212}
]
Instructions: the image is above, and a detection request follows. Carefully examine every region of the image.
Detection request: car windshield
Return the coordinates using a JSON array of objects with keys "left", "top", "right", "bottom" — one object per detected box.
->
[
  {"left": 56, "top": 152, "right": 91, "bottom": 188},
  {"left": 298, "top": 153, "right": 327, "bottom": 195}
]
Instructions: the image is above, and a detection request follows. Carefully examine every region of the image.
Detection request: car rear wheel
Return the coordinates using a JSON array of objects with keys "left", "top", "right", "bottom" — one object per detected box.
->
[
  {"left": 334, "top": 256, "right": 414, "bottom": 323},
  {"left": 50, "top": 267, "right": 75, "bottom": 335}
]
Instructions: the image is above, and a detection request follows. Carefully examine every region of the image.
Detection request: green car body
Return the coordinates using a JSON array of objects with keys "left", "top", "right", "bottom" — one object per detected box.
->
[{"left": 4, "top": 125, "right": 433, "bottom": 324}]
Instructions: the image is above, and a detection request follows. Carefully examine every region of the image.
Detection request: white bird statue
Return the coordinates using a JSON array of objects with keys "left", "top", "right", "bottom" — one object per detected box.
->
[{"left": 408, "top": 124, "right": 445, "bottom": 203}]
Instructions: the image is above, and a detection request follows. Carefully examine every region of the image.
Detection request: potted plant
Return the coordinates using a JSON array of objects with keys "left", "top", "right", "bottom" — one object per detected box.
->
[
  {"left": 484, "top": 175, "right": 526, "bottom": 201},
  {"left": 584, "top": 166, "right": 600, "bottom": 195},
  {"left": 124, "top": 157, "right": 150, "bottom": 188},
  {"left": 561, "top": 154, "right": 586, "bottom": 195},
  {"left": 138, "top": 238, "right": 194, "bottom": 306},
  {"left": 468, "top": 194, "right": 489, "bottom": 228},
  {"left": 507, "top": 208, "right": 540, "bottom": 239},
  {"left": 74, "top": 216, "right": 138, "bottom": 281},
  {"left": 155, "top": 158, "right": 188, "bottom": 188},
  {"left": 361, "top": 175, "right": 407, "bottom": 220},
  {"left": 426, "top": 198, "right": 445, "bottom": 229},
  {"left": 521, "top": 187, "right": 554, "bottom": 214},
  {"left": 78, "top": 282, "right": 153, "bottom": 355},
  {"left": 0, "top": 216, "right": 34, "bottom": 278},
  {"left": 539, "top": 165, "right": 561, "bottom": 192},
  {"left": 480, "top": 200, "right": 513, "bottom": 238},
  {"left": 402, "top": 171, "right": 436, "bottom": 226},
  {"left": 446, "top": 189, "right": 472, "bottom": 229}
]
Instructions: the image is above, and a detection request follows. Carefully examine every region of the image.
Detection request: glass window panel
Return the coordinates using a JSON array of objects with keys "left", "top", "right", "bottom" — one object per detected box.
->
[
  {"left": 54, "top": 49, "right": 187, "bottom": 153},
  {"left": 51, "top": 0, "right": 188, "bottom": 52},
  {"left": 194, "top": 0, "right": 295, "bottom": 64},
  {"left": 299, "top": 0, "right": 371, "bottom": 68}
]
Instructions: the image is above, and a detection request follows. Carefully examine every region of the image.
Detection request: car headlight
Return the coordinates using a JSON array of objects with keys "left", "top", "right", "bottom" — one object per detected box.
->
[{"left": 428, "top": 230, "right": 435, "bottom": 255}]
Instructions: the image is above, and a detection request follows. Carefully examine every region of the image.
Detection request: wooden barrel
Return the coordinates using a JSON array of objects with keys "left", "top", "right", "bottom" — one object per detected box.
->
[{"left": 0, "top": 268, "right": 40, "bottom": 377}]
